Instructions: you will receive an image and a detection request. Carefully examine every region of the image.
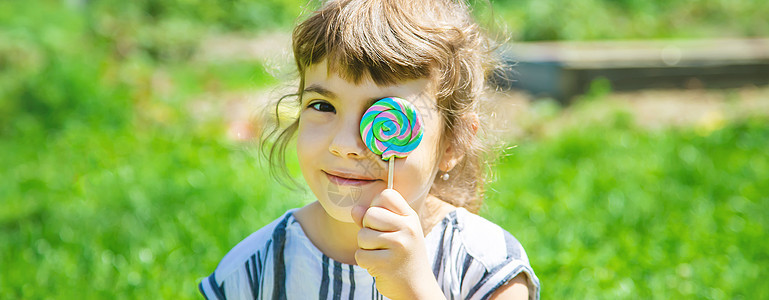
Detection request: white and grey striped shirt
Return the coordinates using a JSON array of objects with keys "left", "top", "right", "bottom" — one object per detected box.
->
[{"left": 199, "top": 208, "right": 539, "bottom": 300}]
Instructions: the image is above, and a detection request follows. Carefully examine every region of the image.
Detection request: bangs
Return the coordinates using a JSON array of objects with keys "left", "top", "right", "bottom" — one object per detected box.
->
[{"left": 292, "top": 0, "right": 458, "bottom": 85}]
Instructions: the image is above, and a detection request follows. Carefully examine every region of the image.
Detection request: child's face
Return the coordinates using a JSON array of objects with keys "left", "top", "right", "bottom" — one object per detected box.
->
[{"left": 297, "top": 62, "right": 444, "bottom": 223}]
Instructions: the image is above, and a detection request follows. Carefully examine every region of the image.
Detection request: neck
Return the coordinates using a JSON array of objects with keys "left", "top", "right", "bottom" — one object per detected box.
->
[
  {"left": 296, "top": 202, "right": 361, "bottom": 265},
  {"left": 417, "top": 194, "right": 457, "bottom": 235}
]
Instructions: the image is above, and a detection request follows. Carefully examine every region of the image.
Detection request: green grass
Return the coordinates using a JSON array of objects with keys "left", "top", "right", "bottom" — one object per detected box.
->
[
  {"left": 484, "top": 0, "right": 769, "bottom": 41},
  {"left": 483, "top": 114, "right": 769, "bottom": 299},
  {"left": 2, "top": 1, "right": 769, "bottom": 298},
  {"left": 1, "top": 118, "right": 306, "bottom": 298},
  {"left": 3, "top": 101, "right": 768, "bottom": 298}
]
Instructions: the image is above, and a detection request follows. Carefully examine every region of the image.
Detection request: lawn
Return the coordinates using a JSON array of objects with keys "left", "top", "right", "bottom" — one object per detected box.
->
[
  {"left": 484, "top": 113, "right": 769, "bottom": 299},
  {"left": 2, "top": 0, "right": 768, "bottom": 299},
  {"left": 3, "top": 94, "right": 768, "bottom": 298}
]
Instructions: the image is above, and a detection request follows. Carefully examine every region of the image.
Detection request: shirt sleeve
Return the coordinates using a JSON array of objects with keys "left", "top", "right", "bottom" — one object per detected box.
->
[
  {"left": 199, "top": 272, "right": 226, "bottom": 300},
  {"left": 199, "top": 267, "right": 261, "bottom": 300},
  {"left": 466, "top": 256, "right": 540, "bottom": 300},
  {"left": 198, "top": 211, "right": 292, "bottom": 300},
  {"left": 456, "top": 210, "right": 540, "bottom": 300}
]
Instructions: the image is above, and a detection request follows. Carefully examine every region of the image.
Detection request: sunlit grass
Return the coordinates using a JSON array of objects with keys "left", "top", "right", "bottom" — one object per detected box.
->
[
  {"left": 484, "top": 114, "right": 769, "bottom": 299},
  {"left": 3, "top": 98, "right": 767, "bottom": 298},
  {"left": 2, "top": 1, "right": 769, "bottom": 298}
]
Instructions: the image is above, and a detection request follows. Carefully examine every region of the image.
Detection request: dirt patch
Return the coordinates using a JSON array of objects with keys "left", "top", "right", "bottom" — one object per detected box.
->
[
  {"left": 611, "top": 86, "right": 769, "bottom": 129},
  {"left": 481, "top": 85, "right": 769, "bottom": 141}
]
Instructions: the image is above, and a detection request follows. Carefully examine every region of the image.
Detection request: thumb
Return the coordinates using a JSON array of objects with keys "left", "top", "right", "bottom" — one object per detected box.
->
[{"left": 351, "top": 205, "right": 367, "bottom": 228}]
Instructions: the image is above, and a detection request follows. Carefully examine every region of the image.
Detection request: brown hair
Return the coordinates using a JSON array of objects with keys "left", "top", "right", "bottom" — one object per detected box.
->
[{"left": 263, "top": 0, "right": 502, "bottom": 213}]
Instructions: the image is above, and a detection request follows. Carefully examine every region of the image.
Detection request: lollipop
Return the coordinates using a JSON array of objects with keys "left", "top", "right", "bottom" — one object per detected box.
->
[{"left": 360, "top": 97, "right": 424, "bottom": 189}]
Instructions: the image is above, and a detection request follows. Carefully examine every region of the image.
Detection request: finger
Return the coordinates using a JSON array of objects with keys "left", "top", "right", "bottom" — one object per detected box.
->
[
  {"left": 354, "top": 248, "right": 391, "bottom": 271},
  {"left": 356, "top": 227, "right": 400, "bottom": 250},
  {"left": 361, "top": 206, "right": 402, "bottom": 232},
  {"left": 370, "top": 189, "right": 415, "bottom": 217},
  {"left": 351, "top": 205, "right": 367, "bottom": 228}
]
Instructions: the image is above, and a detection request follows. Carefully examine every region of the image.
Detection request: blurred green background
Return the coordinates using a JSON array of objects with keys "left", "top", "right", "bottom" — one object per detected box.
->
[{"left": 2, "top": 0, "right": 768, "bottom": 298}]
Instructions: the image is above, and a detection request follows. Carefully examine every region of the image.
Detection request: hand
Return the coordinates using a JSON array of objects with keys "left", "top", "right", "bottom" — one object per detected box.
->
[{"left": 351, "top": 189, "right": 446, "bottom": 300}]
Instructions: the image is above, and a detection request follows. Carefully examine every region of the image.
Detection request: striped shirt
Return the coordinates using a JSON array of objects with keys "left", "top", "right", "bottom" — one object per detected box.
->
[{"left": 199, "top": 208, "right": 539, "bottom": 300}]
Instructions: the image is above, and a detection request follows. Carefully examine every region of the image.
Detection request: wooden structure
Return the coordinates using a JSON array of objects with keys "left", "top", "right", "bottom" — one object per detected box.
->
[{"left": 495, "top": 38, "right": 769, "bottom": 102}]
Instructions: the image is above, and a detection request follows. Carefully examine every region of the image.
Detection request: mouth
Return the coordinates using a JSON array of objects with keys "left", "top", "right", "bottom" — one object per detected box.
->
[{"left": 323, "top": 170, "right": 380, "bottom": 186}]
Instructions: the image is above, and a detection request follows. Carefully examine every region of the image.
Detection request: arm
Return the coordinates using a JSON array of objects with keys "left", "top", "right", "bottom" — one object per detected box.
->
[{"left": 488, "top": 273, "right": 530, "bottom": 300}]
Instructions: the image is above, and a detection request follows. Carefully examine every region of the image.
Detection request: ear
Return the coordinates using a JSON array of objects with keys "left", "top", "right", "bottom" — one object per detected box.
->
[{"left": 438, "top": 113, "right": 480, "bottom": 172}]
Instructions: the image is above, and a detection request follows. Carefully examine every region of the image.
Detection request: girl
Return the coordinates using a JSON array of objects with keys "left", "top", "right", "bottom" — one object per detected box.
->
[{"left": 200, "top": 0, "right": 539, "bottom": 299}]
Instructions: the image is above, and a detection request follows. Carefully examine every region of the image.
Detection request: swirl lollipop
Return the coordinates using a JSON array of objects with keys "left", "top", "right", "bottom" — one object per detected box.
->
[{"left": 360, "top": 97, "right": 424, "bottom": 189}]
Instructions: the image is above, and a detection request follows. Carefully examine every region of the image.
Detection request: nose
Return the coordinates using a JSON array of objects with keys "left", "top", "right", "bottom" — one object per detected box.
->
[{"left": 329, "top": 117, "right": 367, "bottom": 158}]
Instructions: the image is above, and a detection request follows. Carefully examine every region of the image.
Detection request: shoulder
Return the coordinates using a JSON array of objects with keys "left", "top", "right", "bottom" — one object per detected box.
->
[
  {"left": 451, "top": 208, "right": 529, "bottom": 269},
  {"left": 203, "top": 210, "right": 295, "bottom": 288},
  {"left": 446, "top": 208, "right": 540, "bottom": 300}
]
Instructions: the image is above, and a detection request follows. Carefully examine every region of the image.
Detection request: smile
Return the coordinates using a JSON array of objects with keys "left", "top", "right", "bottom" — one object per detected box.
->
[{"left": 323, "top": 170, "right": 379, "bottom": 186}]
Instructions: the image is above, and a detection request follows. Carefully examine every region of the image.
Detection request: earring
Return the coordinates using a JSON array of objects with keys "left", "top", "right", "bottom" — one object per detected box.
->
[{"left": 441, "top": 172, "right": 450, "bottom": 181}]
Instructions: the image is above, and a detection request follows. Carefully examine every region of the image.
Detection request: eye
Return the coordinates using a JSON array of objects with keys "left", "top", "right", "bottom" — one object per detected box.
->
[{"left": 308, "top": 101, "right": 336, "bottom": 113}]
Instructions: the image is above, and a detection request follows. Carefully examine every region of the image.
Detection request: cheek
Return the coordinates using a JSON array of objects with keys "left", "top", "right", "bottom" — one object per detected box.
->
[
  {"left": 395, "top": 125, "right": 441, "bottom": 194},
  {"left": 412, "top": 117, "right": 443, "bottom": 170},
  {"left": 296, "top": 121, "right": 326, "bottom": 165}
]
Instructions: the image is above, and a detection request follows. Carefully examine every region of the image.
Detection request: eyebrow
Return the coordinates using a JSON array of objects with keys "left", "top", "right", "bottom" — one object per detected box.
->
[
  {"left": 302, "top": 84, "right": 385, "bottom": 107},
  {"left": 302, "top": 84, "right": 337, "bottom": 99}
]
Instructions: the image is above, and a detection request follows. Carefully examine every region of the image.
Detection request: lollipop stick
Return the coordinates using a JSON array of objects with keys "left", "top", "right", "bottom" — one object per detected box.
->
[{"left": 387, "top": 158, "right": 394, "bottom": 189}]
